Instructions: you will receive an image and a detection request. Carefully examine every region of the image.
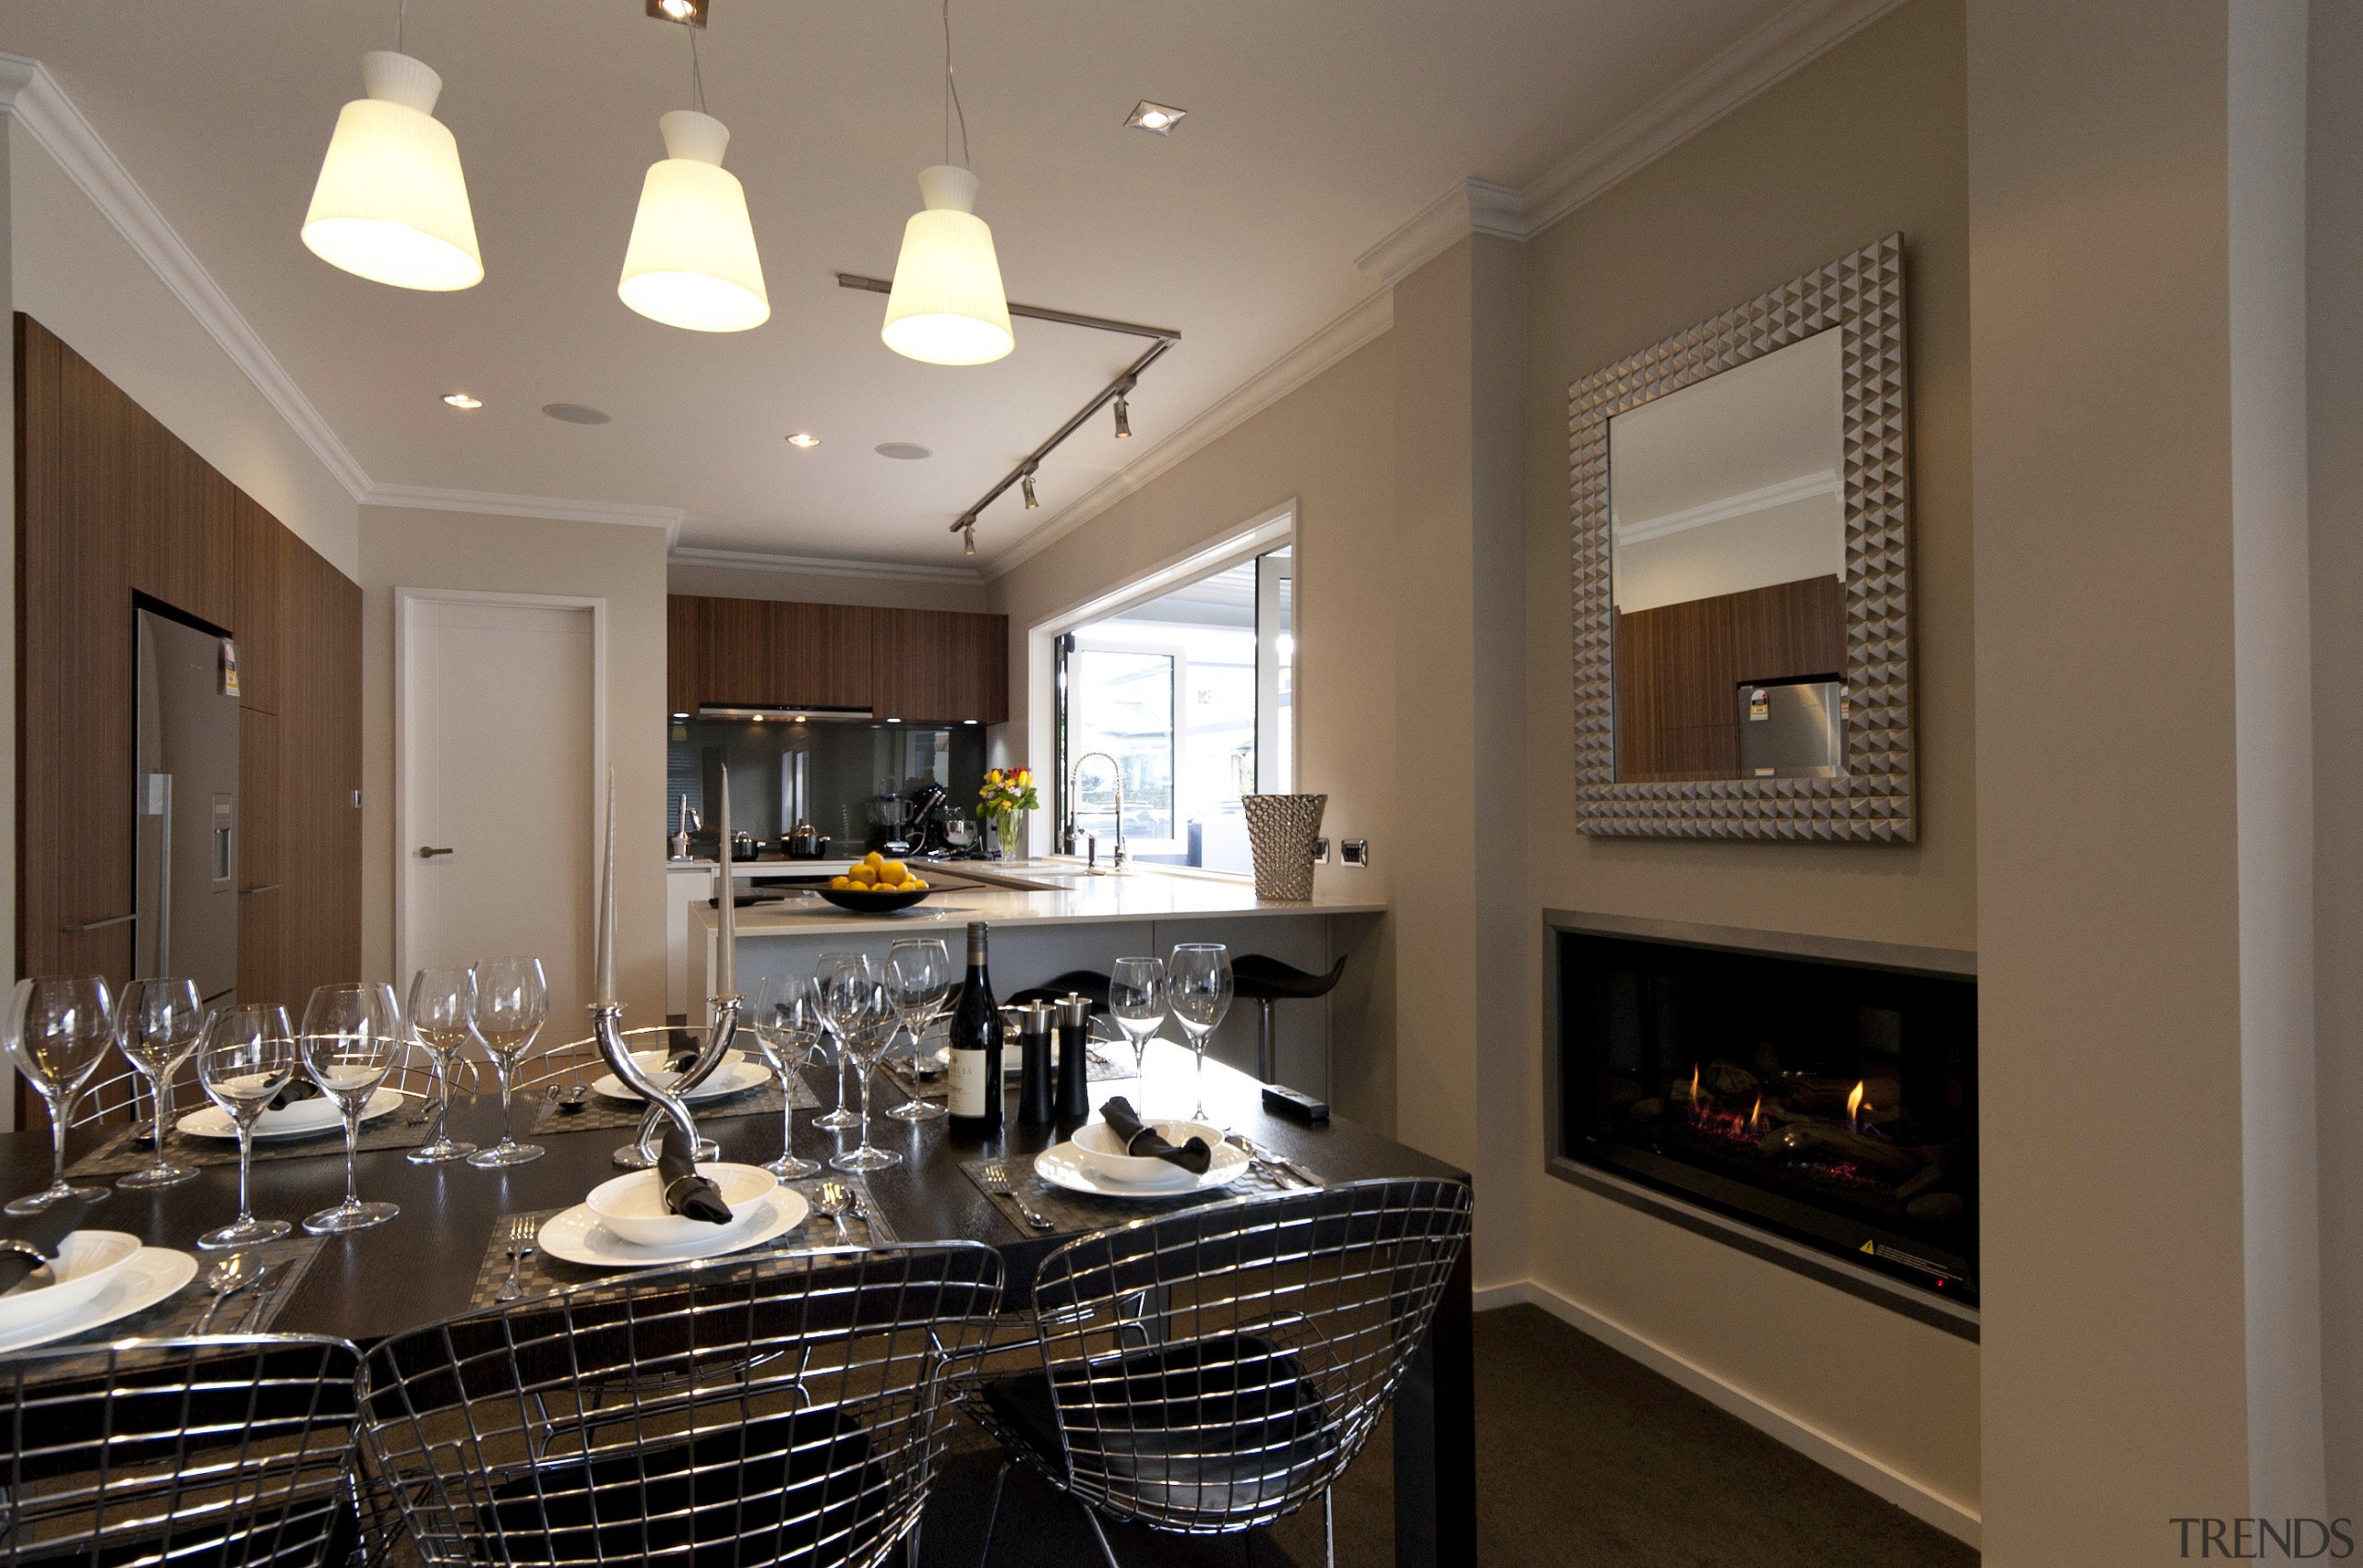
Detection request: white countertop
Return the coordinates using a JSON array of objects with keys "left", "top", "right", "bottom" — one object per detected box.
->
[{"left": 688, "top": 858, "right": 1384, "bottom": 933}]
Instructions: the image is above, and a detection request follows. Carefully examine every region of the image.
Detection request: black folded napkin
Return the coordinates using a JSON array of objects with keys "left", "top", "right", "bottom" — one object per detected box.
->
[
  {"left": 657, "top": 1127, "right": 734, "bottom": 1225},
  {"left": 269, "top": 1079, "right": 320, "bottom": 1110},
  {"left": 1098, "top": 1096, "right": 1213, "bottom": 1176},
  {"left": 0, "top": 1194, "right": 105, "bottom": 1296}
]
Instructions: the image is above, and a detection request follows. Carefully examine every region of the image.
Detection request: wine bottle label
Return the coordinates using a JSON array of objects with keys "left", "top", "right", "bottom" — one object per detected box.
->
[{"left": 947, "top": 1048, "right": 990, "bottom": 1119}]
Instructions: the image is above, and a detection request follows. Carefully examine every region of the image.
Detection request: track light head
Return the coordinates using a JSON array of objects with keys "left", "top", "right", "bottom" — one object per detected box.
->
[
  {"left": 1022, "top": 470, "right": 1039, "bottom": 509},
  {"left": 1113, "top": 395, "right": 1132, "bottom": 439},
  {"left": 962, "top": 524, "right": 977, "bottom": 557}
]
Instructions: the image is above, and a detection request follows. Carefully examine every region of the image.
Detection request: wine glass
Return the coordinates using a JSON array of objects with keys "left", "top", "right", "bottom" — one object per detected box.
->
[
  {"left": 830, "top": 983, "right": 902, "bottom": 1173},
  {"left": 1109, "top": 956, "right": 1167, "bottom": 1111},
  {"left": 298, "top": 983, "right": 402, "bottom": 1235},
  {"left": 404, "top": 967, "right": 479, "bottom": 1165},
  {"left": 113, "top": 977, "right": 205, "bottom": 1191},
  {"left": 883, "top": 938, "right": 950, "bottom": 1124},
  {"left": 811, "top": 952, "right": 872, "bottom": 1131},
  {"left": 467, "top": 957, "right": 547, "bottom": 1168},
  {"left": 1167, "top": 944, "right": 1234, "bottom": 1123},
  {"left": 195, "top": 1003, "right": 296, "bottom": 1249},
  {"left": 4, "top": 976, "right": 115, "bottom": 1215},
  {"left": 749, "top": 976, "right": 822, "bottom": 1179}
]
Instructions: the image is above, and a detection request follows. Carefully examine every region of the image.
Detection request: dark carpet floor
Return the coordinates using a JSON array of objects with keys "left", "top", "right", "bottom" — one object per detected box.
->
[{"left": 920, "top": 1303, "right": 1979, "bottom": 1568}]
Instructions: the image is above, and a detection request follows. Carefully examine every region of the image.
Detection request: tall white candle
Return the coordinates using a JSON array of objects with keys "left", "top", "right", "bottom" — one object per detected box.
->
[
  {"left": 717, "top": 762, "right": 737, "bottom": 996},
  {"left": 596, "top": 770, "right": 617, "bottom": 1005}
]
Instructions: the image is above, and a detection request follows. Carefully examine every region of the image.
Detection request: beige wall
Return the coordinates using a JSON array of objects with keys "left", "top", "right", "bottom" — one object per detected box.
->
[
  {"left": 987, "top": 333, "right": 1400, "bottom": 1131},
  {"left": 1519, "top": 0, "right": 1980, "bottom": 1526},
  {"left": 357, "top": 508, "right": 671, "bottom": 1023},
  {"left": 667, "top": 560, "right": 989, "bottom": 614},
  {"left": 7, "top": 120, "right": 358, "bottom": 576}
]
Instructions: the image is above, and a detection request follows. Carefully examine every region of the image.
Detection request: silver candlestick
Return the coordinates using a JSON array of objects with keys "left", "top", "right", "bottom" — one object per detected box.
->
[
  {"left": 609, "top": 992, "right": 738, "bottom": 1168},
  {"left": 593, "top": 1001, "right": 713, "bottom": 1168}
]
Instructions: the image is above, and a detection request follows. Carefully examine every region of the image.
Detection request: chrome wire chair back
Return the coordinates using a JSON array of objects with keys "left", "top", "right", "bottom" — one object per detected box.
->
[
  {"left": 70, "top": 1036, "right": 483, "bottom": 1131},
  {"left": 507, "top": 1024, "right": 691, "bottom": 1095},
  {"left": 970, "top": 1178, "right": 1471, "bottom": 1565},
  {"left": 0, "top": 1334, "right": 364, "bottom": 1567},
  {"left": 356, "top": 1242, "right": 1005, "bottom": 1568}
]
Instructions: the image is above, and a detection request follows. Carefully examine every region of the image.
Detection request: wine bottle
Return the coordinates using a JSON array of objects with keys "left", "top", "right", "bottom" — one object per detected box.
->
[{"left": 947, "top": 921, "right": 1003, "bottom": 1134}]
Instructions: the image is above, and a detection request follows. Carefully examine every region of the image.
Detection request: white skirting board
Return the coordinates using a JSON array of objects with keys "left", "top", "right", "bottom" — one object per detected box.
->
[{"left": 1470, "top": 1278, "right": 1981, "bottom": 1549}]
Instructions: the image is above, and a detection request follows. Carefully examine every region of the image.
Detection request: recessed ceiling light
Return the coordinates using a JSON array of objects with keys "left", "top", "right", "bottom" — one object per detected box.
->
[
  {"left": 786, "top": 432, "right": 822, "bottom": 449},
  {"left": 1125, "top": 101, "right": 1186, "bottom": 136},
  {"left": 875, "top": 442, "right": 931, "bottom": 461},
  {"left": 646, "top": 0, "right": 707, "bottom": 25},
  {"left": 543, "top": 402, "right": 611, "bottom": 425},
  {"left": 441, "top": 392, "right": 483, "bottom": 410}
]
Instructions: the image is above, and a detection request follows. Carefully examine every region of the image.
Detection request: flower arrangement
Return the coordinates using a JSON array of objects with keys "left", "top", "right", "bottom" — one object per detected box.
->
[{"left": 978, "top": 767, "right": 1038, "bottom": 856}]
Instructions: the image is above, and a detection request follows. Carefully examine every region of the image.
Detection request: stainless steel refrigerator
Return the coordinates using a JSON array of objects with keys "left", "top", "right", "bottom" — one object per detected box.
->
[{"left": 135, "top": 607, "right": 238, "bottom": 1004}]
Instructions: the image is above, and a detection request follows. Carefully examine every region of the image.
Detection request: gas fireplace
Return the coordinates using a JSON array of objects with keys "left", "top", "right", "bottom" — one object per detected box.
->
[{"left": 1550, "top": 919, "right": 1978, "bottom": 1305}]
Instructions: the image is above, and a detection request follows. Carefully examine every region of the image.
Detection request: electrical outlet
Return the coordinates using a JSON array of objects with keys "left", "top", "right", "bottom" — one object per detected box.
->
[{"left": 1341, "top": 838, "right": 1370, "bottom": 868}]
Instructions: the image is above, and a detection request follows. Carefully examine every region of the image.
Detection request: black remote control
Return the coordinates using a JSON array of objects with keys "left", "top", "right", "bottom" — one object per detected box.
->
[{"left": 1261, "top": 1083, "right": 1329, "bottom": 1124}]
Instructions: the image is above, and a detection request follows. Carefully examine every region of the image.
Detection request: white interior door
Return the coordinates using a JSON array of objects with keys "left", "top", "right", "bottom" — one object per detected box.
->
[{"left": 399, "top": 593, "right": 602, "bottom": 1025}]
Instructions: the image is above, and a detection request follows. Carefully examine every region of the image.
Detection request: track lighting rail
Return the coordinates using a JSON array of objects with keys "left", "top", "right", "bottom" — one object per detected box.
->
[{"left": 834, "top": 272, "right": 1180, "bottom": 555}]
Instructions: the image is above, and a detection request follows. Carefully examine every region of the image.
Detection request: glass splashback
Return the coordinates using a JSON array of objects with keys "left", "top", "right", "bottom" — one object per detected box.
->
[{"left": 666, "top": 719, "right": 986, "bottom": 852}]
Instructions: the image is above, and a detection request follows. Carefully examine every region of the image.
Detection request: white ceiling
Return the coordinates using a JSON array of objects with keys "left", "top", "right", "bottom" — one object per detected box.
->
[{"left": 0, "top": 0, "right": 1802, "bottom": 571}]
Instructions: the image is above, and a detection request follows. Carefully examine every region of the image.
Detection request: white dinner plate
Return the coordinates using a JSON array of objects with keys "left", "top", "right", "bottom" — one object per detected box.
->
[
  {"left": 0, "top": 1230, "right": 146, "bottom": 1336},
  {"left": 177, "top": 1087, "right": 407, "bottom": 1142},
  {"left": 535, "top": 1188, "right": 811, "bottom": 1269},
  {"left": 0, "top": 1247, "right": 199, "bottom": 1355},
  {"left": 591, "top": 1051, "right": 771, "bottom": 1104},
  {"left": 1034, "top": 1140, "right": 1251, "bottom": 1200}
]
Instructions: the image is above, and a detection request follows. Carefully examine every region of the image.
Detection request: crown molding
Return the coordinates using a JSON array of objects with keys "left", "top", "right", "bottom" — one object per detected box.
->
[
  {"left": 1518, "top": 0, "right": 1908, "bottom": 235},
  {"left": 0, "top": 52, "right": 374, "bottom": 498},
  {"left": 0, "top": 53, "right": 714, "bottom": 539},
  {"left": 1352, "top": 178, "right": 1527, "bottom": 288},
  {"left": 668, "top": 545, "right": 985, "bottom": 585},
  {"left": 985, "top": 285, "right": 1394, "bottom": 580}
]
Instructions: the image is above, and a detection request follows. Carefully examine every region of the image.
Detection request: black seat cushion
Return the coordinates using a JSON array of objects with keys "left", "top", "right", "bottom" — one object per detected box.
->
[
  {"left": 1005, "top": 968, "right": 1114, "bottom": 1014},
  {"left": 1229, "top": 954, "right": 1347, "bottom": 1002},
  {"left": 982, "top": 1334, "right": 1337, "bottom": 1520},
  {"left": 480, "top": 1406, "right": 885, "bottom": 1568}
]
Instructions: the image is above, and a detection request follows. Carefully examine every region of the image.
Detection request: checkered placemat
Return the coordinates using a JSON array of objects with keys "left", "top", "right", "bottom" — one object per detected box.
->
[
  {"left": 527, "top": 1068, "right": 819, "bottom": 1137},
  {"left": 67, "top": 1097, "right": 436, "bottom": 1179},
  {"left": 468, "top": 1176, "right": 895, "bottom": 1308},
  {"left": 960, "top": 1150, "right": 1312, "bottom": 1236},
  {"left": 35, "top": 1235, "right": 326, "bottom": 1347}
]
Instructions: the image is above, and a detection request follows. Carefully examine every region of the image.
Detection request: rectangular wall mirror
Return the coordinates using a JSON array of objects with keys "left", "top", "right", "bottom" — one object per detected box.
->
[{"left": 1571, "top": 233, "right": 1914, "bottom": 841}]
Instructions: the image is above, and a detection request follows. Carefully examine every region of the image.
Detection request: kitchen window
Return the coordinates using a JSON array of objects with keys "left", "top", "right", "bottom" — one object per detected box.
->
[{"left": 1054, "top": 545, "right": 1291, "bottom": 873}]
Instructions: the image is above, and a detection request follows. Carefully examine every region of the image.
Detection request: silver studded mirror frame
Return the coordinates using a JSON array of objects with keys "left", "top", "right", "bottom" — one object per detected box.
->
[{"left": 1571, "top": 233, "right": 1913, "bottom": 842}]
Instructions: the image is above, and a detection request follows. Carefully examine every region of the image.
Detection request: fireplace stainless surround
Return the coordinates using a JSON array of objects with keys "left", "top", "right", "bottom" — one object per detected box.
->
[{"left": 1546, "top": 911, "right": 1978, "bottom": 1335}]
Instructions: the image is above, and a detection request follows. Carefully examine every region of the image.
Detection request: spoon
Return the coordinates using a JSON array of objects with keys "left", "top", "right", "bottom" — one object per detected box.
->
[
  {"left": 812, "top": 1180, "right": 853, "bottom": 1240},
  {"left": 191, "top": 1254, "right": 258, "bottom": 1334}
]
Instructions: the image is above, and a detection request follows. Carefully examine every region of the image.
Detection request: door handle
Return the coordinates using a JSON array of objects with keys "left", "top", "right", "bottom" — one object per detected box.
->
[
  {"left": 417, "top": 846, "right": 455, "bottom": 859},
  {"left": 61, "top": 913, "right": 136, "bottom": 933},
  {"left": 239, "top": 883, "right": 283, "bottom": 895}
]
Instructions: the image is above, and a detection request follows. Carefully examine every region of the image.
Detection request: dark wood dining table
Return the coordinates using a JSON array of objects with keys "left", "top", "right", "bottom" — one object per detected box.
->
[{"left": 0, "top": 1039, "right": 1474, "bottom": 1568}]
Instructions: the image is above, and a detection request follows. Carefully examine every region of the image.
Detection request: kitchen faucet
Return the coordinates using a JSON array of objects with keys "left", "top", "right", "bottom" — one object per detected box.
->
[{"left": 1065, "top": 751, "right": 1128, "bottom": 873}]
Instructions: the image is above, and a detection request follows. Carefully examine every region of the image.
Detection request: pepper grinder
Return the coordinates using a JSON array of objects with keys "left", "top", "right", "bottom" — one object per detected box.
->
[
  {"left": 1055, "top": 993, "right": 1094, "bottom": 1124},
  {"left": 1015, "top": 1001, "right": 1056, "bottom": 1126}
]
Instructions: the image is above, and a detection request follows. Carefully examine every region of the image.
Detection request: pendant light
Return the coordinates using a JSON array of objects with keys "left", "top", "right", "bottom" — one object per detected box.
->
[
  {"left": 301, "top": 40, "right": 483, "bottom": 292},
  {"left": 881, "top": 0, "right": 1014, "bottom": 365},
  {"left": 618, "top": 22, "right": 769, "bottom": 331}
]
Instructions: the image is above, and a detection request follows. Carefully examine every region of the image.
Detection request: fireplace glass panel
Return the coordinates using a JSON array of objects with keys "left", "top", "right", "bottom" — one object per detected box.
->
[{"left": 1556, "top": 928, "right": 1977, "bottom": 1302}]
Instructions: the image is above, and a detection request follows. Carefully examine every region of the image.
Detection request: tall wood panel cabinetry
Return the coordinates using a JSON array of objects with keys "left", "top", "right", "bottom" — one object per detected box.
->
[
  {"left": 666, "top": 594, "right": 1007, "bottom": 724},
  {"left": 17, "top": 315, "right": 362, "bottom": 1014}
]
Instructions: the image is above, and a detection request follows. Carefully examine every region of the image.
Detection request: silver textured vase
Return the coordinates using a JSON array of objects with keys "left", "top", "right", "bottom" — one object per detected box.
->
[{"left": 1241, "top": 793, "right": 1326, "bottom": 900}]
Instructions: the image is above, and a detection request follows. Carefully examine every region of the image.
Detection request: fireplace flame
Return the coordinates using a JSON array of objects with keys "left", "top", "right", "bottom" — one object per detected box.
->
[
  {"left": 1749, "top": 1094, "right": 1764, "bottom": 1132},
  {"left": 1688, "top": 1063, "right": 1699, "bottom": 1112},
  {"left": 1846, "top": 1080, "right": 1865, "bottom": 1133}
]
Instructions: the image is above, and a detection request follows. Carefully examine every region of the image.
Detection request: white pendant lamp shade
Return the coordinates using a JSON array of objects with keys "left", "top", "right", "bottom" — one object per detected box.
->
[
  {"left": 301, "top": 52, "right": 483, "bottom": 292},
  {"left": 618, "top": 110, "right": 770, "bottom": 333},
  {"left": 882, "top": 165, "right": 1014, "bottom": 365}
]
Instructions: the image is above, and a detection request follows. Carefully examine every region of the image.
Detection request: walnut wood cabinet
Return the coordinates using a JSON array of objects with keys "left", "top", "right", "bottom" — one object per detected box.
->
[
  {"left": 666, "top": 594, "right": 1007, "bottom": 724},
  {"left": 17, "top": 314, "right": 361, "bottom": 1022}
]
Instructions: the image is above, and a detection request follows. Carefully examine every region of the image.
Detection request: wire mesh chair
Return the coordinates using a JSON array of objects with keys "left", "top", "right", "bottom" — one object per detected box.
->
[
  {"left": 68, "top": 1036, "right": 484, "bottom": 1133},
  {"left": 356, "top": 1242, "right": 1005, "bottom": 1568},
  {"left": 968, "top": 1177, "right": 1472, "bottom": 1568},
  {"left": 0, "top": 1334, "right": 363, "bottom": 1566},
  {"left": 508, "top": 1023, "right": 708, "bottom": 1095}
]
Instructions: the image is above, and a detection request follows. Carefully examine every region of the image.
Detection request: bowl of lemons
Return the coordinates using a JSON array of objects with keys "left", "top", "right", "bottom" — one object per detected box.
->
[{"left": 819, "top": 853, "right": 933, "bottom": 914}]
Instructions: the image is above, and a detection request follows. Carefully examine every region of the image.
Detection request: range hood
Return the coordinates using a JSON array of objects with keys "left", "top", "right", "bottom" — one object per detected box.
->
[{"left": 695, "top": 703, "right": 874, "bottom": 723}]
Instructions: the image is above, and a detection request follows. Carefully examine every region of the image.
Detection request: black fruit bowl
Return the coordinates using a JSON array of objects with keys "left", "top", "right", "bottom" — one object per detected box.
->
[{"left": 817, "top": 885, "right": 932, "bottom": 914}]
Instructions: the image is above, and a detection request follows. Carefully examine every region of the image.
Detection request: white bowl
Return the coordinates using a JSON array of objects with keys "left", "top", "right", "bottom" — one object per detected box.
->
[
  {"left": 0, "top": 1230, "right": 143, "bottom": 1335},
  {"left": 585, "top": 1164, "right": 778, "bottom": 1248},
  {"left": 1071, "top": 1119, "right": 1224, "bottom": 1188}
]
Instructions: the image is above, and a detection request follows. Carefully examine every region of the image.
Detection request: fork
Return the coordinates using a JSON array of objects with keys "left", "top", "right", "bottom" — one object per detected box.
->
[
  {"left": 975, "top": 1165, "right": 1056, "bottom": 1231},
  {"left": 496, "top": 1215, "right": 536, "bottom": 1303}
]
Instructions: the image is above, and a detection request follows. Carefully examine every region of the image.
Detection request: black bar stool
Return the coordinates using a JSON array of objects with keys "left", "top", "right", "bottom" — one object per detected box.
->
[
  {"left": 1008, "top": 968, "right": 1112, "bottom": 1014},
  {"left": 1232, "top": 953, "right": 1347, "bottom": 1091}
]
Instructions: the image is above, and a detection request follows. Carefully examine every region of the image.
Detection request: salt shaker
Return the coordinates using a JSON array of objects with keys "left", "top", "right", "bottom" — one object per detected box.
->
[
  {"left": 1016, "top": 1001, "right": 1056, "bottom": 1126},
  {"left": 1055, "top": 994, "right": 1094, "bottom": 1123}
]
